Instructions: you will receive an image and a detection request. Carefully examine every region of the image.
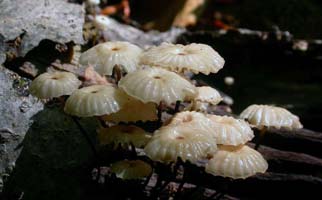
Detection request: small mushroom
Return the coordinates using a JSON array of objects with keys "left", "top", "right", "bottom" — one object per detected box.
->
[
  {"left": 140, "top": 43, "right": 225, "bottom": 75},
  {"left": 30, "top": 71, "right": 81, "bottom": 99},
  {"left": 144, "top": 126, "right": 217, "bottom": 164},
  {"left": 98, "top": 125, "right": 151, "bottom": 149},
  {"left": 64, "top": 85, "right": 125, "bottom": 117},
  {"left": 240, "top": 104, "right": 303, "bottom": 130},
  {"left": 79, "top": 41, "right": 143, "bottom": 76},
  {"left": 207, "top": 115, "right": 254, "bottom": 146},
  {"left": 119, "top": 67, "right": 196, "bottom": 105},
  {"left": 86, "top": 0, "right": 100, "bottom": 6},
  {"left": 93, "top": 15, "right": 110, "bottom": 30},
  {"left": 240, "top": 104, "right": 303, "bottom": 149},
  {"left": 187, "top": 86, "right": 223, "bottom": 112},
  {"left": 119, "top": 67, "right": 196, "bottom": 122},
  {"left": 205, "top": 145, "right": 268, "bottom": 179},
  {"left": 110, "top": 160, "right": 152, "bottom": 180},
  {"left": 168, "top": 111, "right": 216, "bottom": 133},
  {"left": 144, "top": 111, "right": 217, "bottom": 164}
]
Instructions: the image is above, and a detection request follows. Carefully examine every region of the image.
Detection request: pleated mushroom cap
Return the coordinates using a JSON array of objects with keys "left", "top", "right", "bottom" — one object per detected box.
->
[
  {"left": 144, "top": 125, "right": 217, "bottom": 164},
  {"left": 240, "top": 104, "right": 303, "bottom": 130},
  {"left": 194, "top": 86, "right": 222, "bottom": 104},
  {"left": 98, "top": 125, "right": 151, "bottom": 148},
  {"left": 207, "top": 115, "right": 254, "bottom": 146},
  {"left": 79, "top": 41, "right": 142, "bottom": 75},
  {"left": 188, "top": 86, "right": 223, "bottom": 112},
  {"left": 103, "top": 93, "right": 158, "bottom": 123},
  {"left": 140, "top": 43, "right": 225, "bottom": 75},
  {"left": 168, "top": 111, "right": 216, "bottom": 134},
  {"left": 118, "top": 67, "right": 196, "bottom": 105},
  {"left": 30, "top": 71, "right": 81, "bottom": 99},
  {"left": 110, "top": 160, "right": 152, "bottom": 180},
  {"left": 64, "top": 85, "right": 125, "bottom": 117},
  {"left": 205, "top": 145, "right": 268, "bottom": 179}
]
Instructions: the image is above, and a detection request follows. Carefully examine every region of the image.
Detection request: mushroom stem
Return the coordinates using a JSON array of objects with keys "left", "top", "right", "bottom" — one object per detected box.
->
[
  {"left": 158, "top": 179, "right": 171, "bottom": 193},
  {"left": 255, "top": 127, "right": 267, "bottom": 150},
  {"left": 175, "top": 173, "right": 186, "bottom": 198},
  {"left": 175, "top": 159, "right": 187, "bottom": 198},
  {"left": 208, "top": 191, "right": 224, "bottom": 200},
  {"left": 143, "top": 172, "right": 152, "bottom": 188},
  {"left": 129, "top": 142, "right": 137, "bottom": 158},
  {"left": 113, "top": 65, "right": 122, "bottom": 83},
  {"left": 157, "top": 102, "right": 163, "bottom": 125},
  {"left": 174, "top": 101, "right": 181, "bottom": 113}
]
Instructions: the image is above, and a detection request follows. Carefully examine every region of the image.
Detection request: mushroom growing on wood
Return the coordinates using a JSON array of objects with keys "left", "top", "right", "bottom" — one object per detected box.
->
[
  {"left": 140, "top": 42, "right": 225, "bottom": 75},
  {"left": 64, "top": 85, "right": 125, "bottom": 117},
  {"left": 79, "top": 41, "right": 142, "bottom": 77},
  {"left": 188, "top": 86, "right": 223, "bottom": 112},
  {"left": 144, "top": 111, "right": 217, "bottom": 164},
  {"left": 119, "top": 67, "right": 196, "bottom": 121},
  {"left": 118, "top": 67, "right": 196, "bottom": 105},
  {"left": 207, "top": 115, "right": 254, "bottom": 146},
  {"left": 168, "top": 111, "right": 216, "bottom": 133},
  {"left": 240, "top": 104, "right": 303, "bottom": 149},
  {"left": 30, "top": 71, "right": 81, "bottom": 99},
  {"left": 205, "top": 145, "right": 268, "bottom": 179},
  {"left": 144, "top": 126, "right": 217, "bottom": 164},
  {"left": 93, "top": 15, "right": 110, "bottom": 30}
]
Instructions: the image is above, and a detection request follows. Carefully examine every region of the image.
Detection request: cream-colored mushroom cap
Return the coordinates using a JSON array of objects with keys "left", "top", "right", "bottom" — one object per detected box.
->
[
  {"left": 93, "top": 15, "right": 110, "bottom": 30},
  {"left": 240, "top": 104, "right": 303, "bottom": 130},
  {"left": 168, "top": 111, "right": 216, "bottom": 134},
  {"left": 64, "top": 85, "right": 125, "bottom": 117},
  {"left": 30, "top": 71, "right": 81, "bottom": 99},
  {"left": 79, "top": 41, "right": 142, "bottom": 75},
  {"left": 118, "top": 67, "right": 196, "bottom": 105},
  {"left": 193, "top": 86, "right": 223, "bottom": 105},
  {"left": 207, "top": 115, "right": 254, "bottom": 146},
  {"left": 144, "top": 122, "right": 217, "bottom": 163},
  {"left": 140, "top": 43, "right": 225, "bottom": 75},
  {"left": 103, "top": 93, "right": 158, "bottom": 123},
  {"left": 98, "top": 125, "right": 151, "bottom": 148},
  {"left": 188, "top": 86, "right": 223, "bottom": 112},
  {"left": 205, "top": 145, "right": 268, "bottom": 179},
  {"left": 110, "top": 160, "right": 152, "bottom": 180}
]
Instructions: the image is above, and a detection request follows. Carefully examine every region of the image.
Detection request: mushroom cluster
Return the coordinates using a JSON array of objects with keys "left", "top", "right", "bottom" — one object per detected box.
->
[{"left": 29, "top": 39, "right": 303, "bottom": 196}]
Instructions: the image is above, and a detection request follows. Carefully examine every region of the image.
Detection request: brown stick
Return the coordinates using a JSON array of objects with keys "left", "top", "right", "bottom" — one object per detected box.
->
[
  {"left": 249, "top": 143, "right": 322, "bottom": 176},
  {"left": 254, "top": 128, "right": 322, "bottom": 158}
]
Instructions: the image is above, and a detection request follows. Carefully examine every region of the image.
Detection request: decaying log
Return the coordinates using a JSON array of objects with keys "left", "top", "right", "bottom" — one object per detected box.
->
[
  {"left": 254, "top": 128, "right": 322, "bottom": 158},
  {"left": 249, "top": 143, "right": 322, "bottom": 176},
  {"left": 143, "top": 141, "right": 322, "bottom": 199},
  {"left": 187, "top": 172, "right": 322, "bottom": 199},
  {"left": 146, "top": 167, "right": 322, "bottom": 199}
]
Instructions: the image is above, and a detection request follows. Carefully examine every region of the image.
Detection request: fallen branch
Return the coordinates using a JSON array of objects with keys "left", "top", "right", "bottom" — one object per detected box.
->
[
  {"left": 249, "top": 143, "right": 322, "bottom": 176},
  {"left": 255, "top": 128, "right": 322, "bottom": 158}
]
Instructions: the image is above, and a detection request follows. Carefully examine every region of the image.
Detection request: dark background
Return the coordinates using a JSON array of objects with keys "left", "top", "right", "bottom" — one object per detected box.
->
[{"left": 129, "top": 0, "right": 322, "bottom": 131}]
